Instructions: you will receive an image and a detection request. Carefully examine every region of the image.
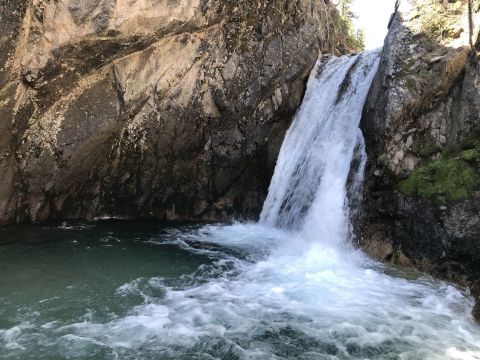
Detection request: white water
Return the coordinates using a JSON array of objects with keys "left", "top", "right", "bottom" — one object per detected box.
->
[
  {"left": 2, "top": 51, "right": 480, "bottom": 359},
  {"left": 260, "top": 51, "right": 378, "bottom": 248}
]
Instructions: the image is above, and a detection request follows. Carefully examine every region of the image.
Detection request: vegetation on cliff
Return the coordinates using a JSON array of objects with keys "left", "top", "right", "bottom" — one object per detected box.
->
[
  {"left": 419, "top": 0, "right": 467, "bottom": 44},
  {"left": 398, "top": 157, "right": 477, "bottom": 203},
  {"left": 336, "top": 0, "right": 366, "bottom": 51},
  {"left": 399, "top": 137, "right": 480, "bottom": 204}
]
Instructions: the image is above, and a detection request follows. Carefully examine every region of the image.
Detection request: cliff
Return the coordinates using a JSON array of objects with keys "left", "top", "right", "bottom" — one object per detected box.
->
[
  {"left": 0, "top": 0, "right": 352, "bottom": 224},
  {"left": 360, "top": 0, "right": 480, "bottom": 317}
]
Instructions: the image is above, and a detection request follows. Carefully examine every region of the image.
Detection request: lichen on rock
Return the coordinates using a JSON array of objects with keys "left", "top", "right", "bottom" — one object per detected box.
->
[{"left": 360, "top": 0, "right": 480, "bottom": 319}]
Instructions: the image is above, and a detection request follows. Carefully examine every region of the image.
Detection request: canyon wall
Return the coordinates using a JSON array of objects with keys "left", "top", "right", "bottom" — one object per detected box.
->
[
  {"left": 0, "top": 0, "right": 352, "bottom": 224},
  {"left": 361, "top": 0, "right": 480, "bottom": 316}
]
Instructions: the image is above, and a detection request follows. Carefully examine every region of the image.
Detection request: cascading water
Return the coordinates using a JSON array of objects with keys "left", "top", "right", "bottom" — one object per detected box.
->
[
  {"left": 2, "top": 50, "right": 480, "bottom": 360},
  {"left": 260, "top": 51, "right": 379, "bottom": 246}
]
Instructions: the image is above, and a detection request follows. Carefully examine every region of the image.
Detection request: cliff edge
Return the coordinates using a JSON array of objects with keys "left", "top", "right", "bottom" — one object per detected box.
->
[
  {"left": 0, "top": 0, "right": 352, "bottom": 224},
  {"left": 361, "top": 0, "right": 480, "bottom": 318}
]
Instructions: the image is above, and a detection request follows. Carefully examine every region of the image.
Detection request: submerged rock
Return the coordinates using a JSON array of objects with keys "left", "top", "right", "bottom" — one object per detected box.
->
[
  {"left": 0, "top": 0, "right": 353, "bottom": 224},
  {"left": 361, "top": 0, "right": 480, "bottom": 318}
]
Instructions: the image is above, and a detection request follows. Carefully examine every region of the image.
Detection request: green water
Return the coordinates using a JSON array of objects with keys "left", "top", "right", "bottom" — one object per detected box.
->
[
  {"left": 1, "top": 221, "right": 479, "bottom": 360},
  {"left": 0, "top": 222, "right": 217, "bottom": 359}
]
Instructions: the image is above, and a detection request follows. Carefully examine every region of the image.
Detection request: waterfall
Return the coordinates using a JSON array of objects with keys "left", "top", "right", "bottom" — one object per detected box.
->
[
  {"left": 6, "top": 48, "right": 479, "bottom": 360},
  {"left": 260, "top": 50, "right": 380, "bottom": 246}
]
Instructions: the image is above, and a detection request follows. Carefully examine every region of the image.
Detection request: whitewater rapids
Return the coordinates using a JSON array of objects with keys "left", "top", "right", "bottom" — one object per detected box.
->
[{"left": 1, "top": 50, "right": 479, "bottom": 359}]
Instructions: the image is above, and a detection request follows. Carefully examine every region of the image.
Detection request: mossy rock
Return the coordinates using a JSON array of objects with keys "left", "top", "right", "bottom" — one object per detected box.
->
[
  {"left": 460, "top": 148, "right": 480, "bottom": 162},
  {"left": 399, "top": 157, "right": 477, "bottom": 204},
  {"left": 400, "top": 132, "right": 480, "bottom": 203},
  {"left": 412, "top": 132, "right": 441, "bottom": 157},
  {"left": 460, "top": 134, "right": 480, "bottom": 162}
]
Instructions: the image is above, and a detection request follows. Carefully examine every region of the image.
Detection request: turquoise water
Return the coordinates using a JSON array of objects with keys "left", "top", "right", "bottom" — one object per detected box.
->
[
  {"left": 0, "top": 221, "right": 479, "bottom": 360},
  {"left": 0, "top": 222, "right": 215, "bottom": 359}
]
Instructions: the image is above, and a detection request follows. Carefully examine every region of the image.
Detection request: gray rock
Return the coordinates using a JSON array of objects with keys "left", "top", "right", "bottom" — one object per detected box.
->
[
  {"left": 360, "top": 0, "right": 480, "bottom": 319},
  {"left": 0, "top": 0, "right": 353, "bottom": 224}
]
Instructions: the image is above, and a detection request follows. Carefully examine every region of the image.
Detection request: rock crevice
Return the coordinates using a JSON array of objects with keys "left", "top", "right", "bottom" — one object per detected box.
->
[
  {"left": 0, "top": 0, "right": 353, "bottom": 224},
  {"left": 360, "top": 0, "right": 480, "bottom": 318}
]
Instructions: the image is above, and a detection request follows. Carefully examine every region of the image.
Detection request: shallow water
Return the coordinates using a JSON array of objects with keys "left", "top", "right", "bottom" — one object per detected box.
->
[{"left": 1, "top": 221, "right": 479, "bottom": 360}]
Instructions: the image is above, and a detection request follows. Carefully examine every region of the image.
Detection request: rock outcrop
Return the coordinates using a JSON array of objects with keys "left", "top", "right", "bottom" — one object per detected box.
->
[
  {"left": 0, "top": 0, "right": 352, "bottom": 224},
  {"left": 360, "top": 0, "right": 480, "bottom": 317}
]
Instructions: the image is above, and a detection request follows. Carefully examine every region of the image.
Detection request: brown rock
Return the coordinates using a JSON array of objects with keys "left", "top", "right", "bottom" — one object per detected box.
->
[{"left": 0, "top": 0, "right": 353, "bottom": 224}]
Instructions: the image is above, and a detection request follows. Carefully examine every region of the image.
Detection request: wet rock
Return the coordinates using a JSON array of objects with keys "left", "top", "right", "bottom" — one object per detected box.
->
[{"left": 360, "top": 0, "right": 480, "bottom": 319}]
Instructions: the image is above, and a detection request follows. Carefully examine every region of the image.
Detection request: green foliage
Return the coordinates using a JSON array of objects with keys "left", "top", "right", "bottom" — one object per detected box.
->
[
  {"left": 460, "top": 136, "right": 480, "bottom": 162},
  {"left": 354, "top": 28, "right": 366, "bottom": 50},
  {"left": 399, "top": 139, "right": 480, "bottom": 204},
  {"left": 399, "top": 158, "right": 476, "bottom": 203},
  {"left": 411, "top": 133, "right": 441, "bottom": 157},
  {"left": 335, "top": 0, "right": 365, "bottom": 51},
  {"left": 460, "top": 148, "right": 480, "bottom": 161},
  {"left": 338, "top": 0, "right": 355, "bottom": 19}
]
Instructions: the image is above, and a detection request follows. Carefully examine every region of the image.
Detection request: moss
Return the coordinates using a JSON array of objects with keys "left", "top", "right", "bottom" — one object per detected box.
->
[
  {"left": 460, "top": 148, "right": 480, "bottom": 161},
  {"left": 460, "top": 134, "right": 480, "bottom": 162},
  {"left": 442, "top": 143, "right": 460, "bottom": 157},
  {"left": 400, "top": 130, "right": 480, "bottom": 203},
  {"left": 399, "top": 157, "right": 477, "bottom": 203},
  {"left": 412, "top": 133, "right": 441, "bottom": 157},
  {"left": 462, "top": 132, "right": 480, "bottom": 150}
]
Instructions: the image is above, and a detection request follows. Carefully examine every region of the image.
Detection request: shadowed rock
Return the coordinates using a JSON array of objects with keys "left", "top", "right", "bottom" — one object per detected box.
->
[
  {"left": 0, "top": 0, "right": 354, "bottom": 224},
  {"left": 360, "top": 0, "right": 480, "bottom": 319}
]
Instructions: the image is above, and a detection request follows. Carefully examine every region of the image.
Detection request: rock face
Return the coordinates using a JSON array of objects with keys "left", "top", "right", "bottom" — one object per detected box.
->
[
  {"left": 360, "top": 0, "right": 480, "bottom": 316},
  {"left": 0, "top": 0, "right": 351, "bottom": 224}
]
